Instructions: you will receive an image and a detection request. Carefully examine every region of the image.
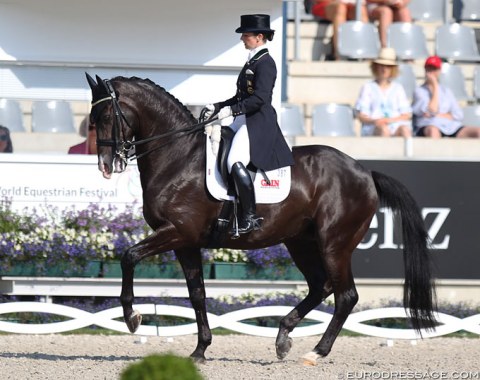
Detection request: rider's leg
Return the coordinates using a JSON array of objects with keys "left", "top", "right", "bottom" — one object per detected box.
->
[
  {"left": 230, "top": 161, "right": 262, "bottom": 234},
  {"left": 227, "top": 121, "right": 262, "bottom": 234},
  {"left": 227, "top": 120, "right": 250, "bottom": 171}
]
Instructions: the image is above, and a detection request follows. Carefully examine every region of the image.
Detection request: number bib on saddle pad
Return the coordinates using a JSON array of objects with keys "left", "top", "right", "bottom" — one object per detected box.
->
[{"left": 205, "top": 136, "right": 291, "bottom": 203}]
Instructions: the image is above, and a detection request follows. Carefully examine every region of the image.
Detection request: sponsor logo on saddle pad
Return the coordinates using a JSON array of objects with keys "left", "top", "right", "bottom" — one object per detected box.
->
[{"left": 205, "top": 136, "right": 291, "bottom": 204}]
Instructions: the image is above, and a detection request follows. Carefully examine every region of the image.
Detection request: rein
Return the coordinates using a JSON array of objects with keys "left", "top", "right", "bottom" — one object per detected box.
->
[{"left": 93, "top": 80, "right": 216, "bottom": 162}]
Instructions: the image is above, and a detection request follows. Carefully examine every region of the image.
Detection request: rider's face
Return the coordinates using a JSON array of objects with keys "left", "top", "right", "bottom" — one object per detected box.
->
[{"left": 241, "top": 32, "right": 263, "bottom": 50}]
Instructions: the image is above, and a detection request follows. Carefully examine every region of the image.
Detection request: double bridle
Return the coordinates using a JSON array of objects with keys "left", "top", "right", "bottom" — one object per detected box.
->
[{"left": 91, "top": 79, "right": 216, "bottom": 165}]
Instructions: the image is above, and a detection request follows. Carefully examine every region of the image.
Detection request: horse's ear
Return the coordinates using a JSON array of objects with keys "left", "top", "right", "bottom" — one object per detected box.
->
[
  {"left": 96, "top": 75, "right": 110, "bottom": 94},
  {"left": 85, "top": 72, "right": 97, "bottom": 90}
]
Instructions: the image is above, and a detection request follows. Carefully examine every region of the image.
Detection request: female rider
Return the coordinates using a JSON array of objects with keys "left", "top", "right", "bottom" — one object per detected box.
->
[{"left": 204, "top": 14, "right": 294, "bottom": 236}]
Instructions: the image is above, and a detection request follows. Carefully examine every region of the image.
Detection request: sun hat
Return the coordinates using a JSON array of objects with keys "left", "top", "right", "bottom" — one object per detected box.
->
[
  {"left": 424, "top": 55, "right": 442, "bottom": 69},
  {"left": 373, "top": 48, "right": 398, "bottom": 66},
  {"left": 235, "top": 14, "right": 275, "bottom": 34}
]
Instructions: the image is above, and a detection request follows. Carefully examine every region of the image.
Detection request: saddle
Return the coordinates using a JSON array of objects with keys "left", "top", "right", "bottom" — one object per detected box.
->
[{"left": 204, "top": 123, "right": 291, "bottom": 247}]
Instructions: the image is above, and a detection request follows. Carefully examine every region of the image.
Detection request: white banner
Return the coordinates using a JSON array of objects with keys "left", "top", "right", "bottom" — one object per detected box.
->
[{"left": 0, "top": 154, "right": 142, "bottom": 211}]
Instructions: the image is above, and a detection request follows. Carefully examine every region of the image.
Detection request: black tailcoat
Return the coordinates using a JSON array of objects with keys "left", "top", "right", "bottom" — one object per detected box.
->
[{"left": 218, "top": 48, "right": 295, "bottom": 172}]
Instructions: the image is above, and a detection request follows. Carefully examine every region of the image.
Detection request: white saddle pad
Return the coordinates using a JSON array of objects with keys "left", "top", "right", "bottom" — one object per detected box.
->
[{"left": 205, "top": 136, "right": 291, "bottom": 204}]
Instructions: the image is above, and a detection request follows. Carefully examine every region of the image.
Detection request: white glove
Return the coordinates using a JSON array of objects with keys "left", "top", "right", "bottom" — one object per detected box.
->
[
  {"left": 218, "top": 106, "right": 232, "bottom": 120},
  {"left": 204, "top": 104, "right": 216, "bottom": 120}
]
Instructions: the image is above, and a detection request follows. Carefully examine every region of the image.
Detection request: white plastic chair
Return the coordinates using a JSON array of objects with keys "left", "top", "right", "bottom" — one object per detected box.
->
[
  {"left": 439, "top": 63, "right": 472, "bottom": 102},
  {"left": 337, "top": 21, "right": 380, "bottom": 60},
  {"left": 453, "top": 0, "right": 480, "bottom": 22},
  {"left": 394, "top": 64, "right": 417, "bottom": 100},
  {"left": 280, "top": 103, "right": 305, "bottom": 137},
  {"left": 473, "top": 66, "right": 480, "bottom": 101},
  {"left": 435, "top": 23, "right": 480, "bottom": 62},
  {"left": 387, "top": 22, "right": 429, "bottom": 60},
  {"left": 312, "top": 103, "right": 355, "bottom": 136},
  {"left": 462, "top": 105, "right": 480, "bottom": 127},
  {"left": 31, "top": 100, "right": 75, "bottom": 133},
  {"left": 0, "top": 99, "right": 25, "bottom": 132},
  {"left": 409, "top": 0, "right": 446, "bottom": 22}
]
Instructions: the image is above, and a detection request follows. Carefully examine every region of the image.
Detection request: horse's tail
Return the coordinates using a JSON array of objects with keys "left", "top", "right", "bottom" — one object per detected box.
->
[{"left": 371, "top": 171, "right": 437, "bottom": 333}]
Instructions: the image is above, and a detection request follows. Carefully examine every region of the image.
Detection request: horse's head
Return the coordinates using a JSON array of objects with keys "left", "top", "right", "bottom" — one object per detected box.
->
[{"left": 86, "top": 73, "right": 134, "bottom": 179}]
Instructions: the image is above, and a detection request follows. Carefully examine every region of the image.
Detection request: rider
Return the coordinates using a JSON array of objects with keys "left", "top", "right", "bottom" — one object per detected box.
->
[{"left": 204, "top": 14, "right": 294, "bottom": 236}]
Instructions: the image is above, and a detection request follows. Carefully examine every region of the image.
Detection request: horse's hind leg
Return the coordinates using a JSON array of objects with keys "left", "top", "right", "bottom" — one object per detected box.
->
[
  {"left": 302, "top": 247, "right": 359, "bottom": 366},
  {"left": 175, "top": 248, "right": 212, "bottom": 363},
  {"left": 276, "top": 239, "right": 332, "bottom": 360}
]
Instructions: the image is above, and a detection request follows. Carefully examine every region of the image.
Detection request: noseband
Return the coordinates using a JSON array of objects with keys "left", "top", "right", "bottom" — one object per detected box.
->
[{"left": 91, "top": 80, "right": 217, "bottom": 164}]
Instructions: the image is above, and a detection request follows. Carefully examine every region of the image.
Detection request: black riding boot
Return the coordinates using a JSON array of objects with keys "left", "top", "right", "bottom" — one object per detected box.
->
[{"left": 231, "top": 162, "right": 263, "bottom": 235}]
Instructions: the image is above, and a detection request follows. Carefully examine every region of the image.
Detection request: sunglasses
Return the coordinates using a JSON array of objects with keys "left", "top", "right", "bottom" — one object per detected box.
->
[{"left": 0, "top": 135, "right": 8, "bottom": 141}]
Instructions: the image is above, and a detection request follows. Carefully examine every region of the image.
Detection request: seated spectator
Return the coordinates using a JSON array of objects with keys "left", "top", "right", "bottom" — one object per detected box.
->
[
  {"left": 0, "top": 125, "right": 13, "bottom": 153},
  {"left": 68, "top": 116, "right": 97, "bottom": 154},
  {"left": 367, "top": 0, "right": 411, "bottom": 48},
  {"left": 311, "top": 0, "right": 368, "bottom": 60},
  {"left": 412, "top": 56, "right": 480, "bottom": 138},
  {"left": 355, "top": 47, "right": 412, "bottom": 137}
]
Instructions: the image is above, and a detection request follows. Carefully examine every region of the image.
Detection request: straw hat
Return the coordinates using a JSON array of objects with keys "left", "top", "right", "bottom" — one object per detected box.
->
[{"left": 373, "top": 48, "right": 398, "bottom": 66}]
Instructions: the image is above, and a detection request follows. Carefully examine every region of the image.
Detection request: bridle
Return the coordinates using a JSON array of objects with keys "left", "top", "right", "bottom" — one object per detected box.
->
[{"left": 91, "top": 79, "right": 217, "bottom": 165}]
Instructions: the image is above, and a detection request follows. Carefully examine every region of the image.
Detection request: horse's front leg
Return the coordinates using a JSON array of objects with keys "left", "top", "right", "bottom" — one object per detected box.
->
[
  {"left": 120, "top": 225, "right": 183, "bottom": 333},
  {"left": 175, "top": 248, "right": 212, "bottom": 363}
]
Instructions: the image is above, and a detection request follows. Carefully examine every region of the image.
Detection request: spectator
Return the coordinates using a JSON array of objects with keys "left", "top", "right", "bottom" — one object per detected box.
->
[
  {"left": 412, "top": 56, "right": 480, "bottom": 138},
  {"left": 311, "top": 0, "right": 368, "bottom": 60},
  {"left": 367, "top": 0, "right": 411, "bottom": 48},
  {"left": 0, "top": 125, "right": 13, "bottom": 153},
  {"left": 68, "top": 116, "right": 97, "bottom": 154},
  {"left": 355, "top": 47, "right": 412, "bottom": 137}
]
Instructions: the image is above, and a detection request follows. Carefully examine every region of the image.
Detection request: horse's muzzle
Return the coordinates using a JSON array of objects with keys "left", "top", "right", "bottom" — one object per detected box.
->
[
  {"left": 114, "top": 156, "right": 127, "bottom": 174},
  {"left": 98, "top": 155, "right": 113, "bottom": 179}
]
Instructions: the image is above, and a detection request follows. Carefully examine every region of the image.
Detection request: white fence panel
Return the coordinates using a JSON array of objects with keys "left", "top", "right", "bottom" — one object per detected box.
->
[{"left": 0, "top": 302, "right": 478, "bottom": 339}]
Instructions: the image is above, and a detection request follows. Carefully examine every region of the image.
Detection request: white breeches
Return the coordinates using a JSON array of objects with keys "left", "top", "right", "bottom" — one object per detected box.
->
[{"left": 227, "top": 115, "right": 250, "bottom": 173}]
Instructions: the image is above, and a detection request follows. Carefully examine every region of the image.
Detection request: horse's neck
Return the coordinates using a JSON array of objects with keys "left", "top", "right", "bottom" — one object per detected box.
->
[{"left": 135, "top": 104, "right": 204, "bottom": 184}]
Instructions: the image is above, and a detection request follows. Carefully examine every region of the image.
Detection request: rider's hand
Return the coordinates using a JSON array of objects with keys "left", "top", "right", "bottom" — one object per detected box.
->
[
  {"left": 204, "top": 104, "right": 215, "bottom": 119},
  {"left": 218, "top": 106, "right": 232, "bottom": 120},
  {"left": 202, "top": 103, "right": 220, "bottom": 121}
]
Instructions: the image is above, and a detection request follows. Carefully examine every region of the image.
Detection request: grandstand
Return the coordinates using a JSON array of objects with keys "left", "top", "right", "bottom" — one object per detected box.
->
[
  {"left": 285, "top": 0, "right": 480, "bottom": 158},
  {"left": 1, "top": 0, "right": 480, "bottom": 159}
]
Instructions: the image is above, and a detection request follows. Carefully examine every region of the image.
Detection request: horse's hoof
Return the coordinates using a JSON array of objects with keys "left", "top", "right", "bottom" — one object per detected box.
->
[
  {"left": 190, "top": 354, "right": 206, "bottom": 364},
  {"left": 275, "top": 336, "right": 293, "bottom": 360},
  {"left": 125, "top": 310, "right": 142, "bottom": 333},
  {"left": 300, "top": 351, "right": 320, "bottom": 366}
]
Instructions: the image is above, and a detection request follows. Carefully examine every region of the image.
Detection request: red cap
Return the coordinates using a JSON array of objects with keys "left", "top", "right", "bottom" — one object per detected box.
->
[{"left": 424, "top": 56, "right": 442, "bottom": 69}]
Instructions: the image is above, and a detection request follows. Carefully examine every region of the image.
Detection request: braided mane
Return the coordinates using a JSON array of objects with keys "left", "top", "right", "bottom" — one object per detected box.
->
[{"left": 112, "top": 76, "right": 197, "bottom": 122}]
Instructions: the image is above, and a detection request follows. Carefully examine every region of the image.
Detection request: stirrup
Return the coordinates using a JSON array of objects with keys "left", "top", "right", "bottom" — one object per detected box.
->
[{"left": 231, "top": 216, "right": 264, "bottom": 239}]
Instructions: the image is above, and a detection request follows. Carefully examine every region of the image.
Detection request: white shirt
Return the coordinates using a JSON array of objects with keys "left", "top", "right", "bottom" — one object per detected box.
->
[
  {"left": 355, "top": 80, "right": 412, "bottom": 136},
  {"left": 248, "top": 44, "right": 266, "bottom": 61},
  {"left": 412, "top": 84, "right": 463, "bottom": 135}
]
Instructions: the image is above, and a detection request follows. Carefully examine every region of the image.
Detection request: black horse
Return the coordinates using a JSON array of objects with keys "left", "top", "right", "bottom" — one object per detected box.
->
[{"left": 86, "top": 74, "right": 436, "bottom": 365}]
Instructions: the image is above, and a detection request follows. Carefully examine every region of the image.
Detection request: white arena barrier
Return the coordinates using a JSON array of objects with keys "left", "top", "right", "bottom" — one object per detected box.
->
[{"left": 0, "top": 302, "right": 478, "bottom": 339}]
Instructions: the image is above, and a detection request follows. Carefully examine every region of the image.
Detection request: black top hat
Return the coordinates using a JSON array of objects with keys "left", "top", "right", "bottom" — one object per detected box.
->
[{"left": 235, "top": 14, "right": 274, "bottom": 34}]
